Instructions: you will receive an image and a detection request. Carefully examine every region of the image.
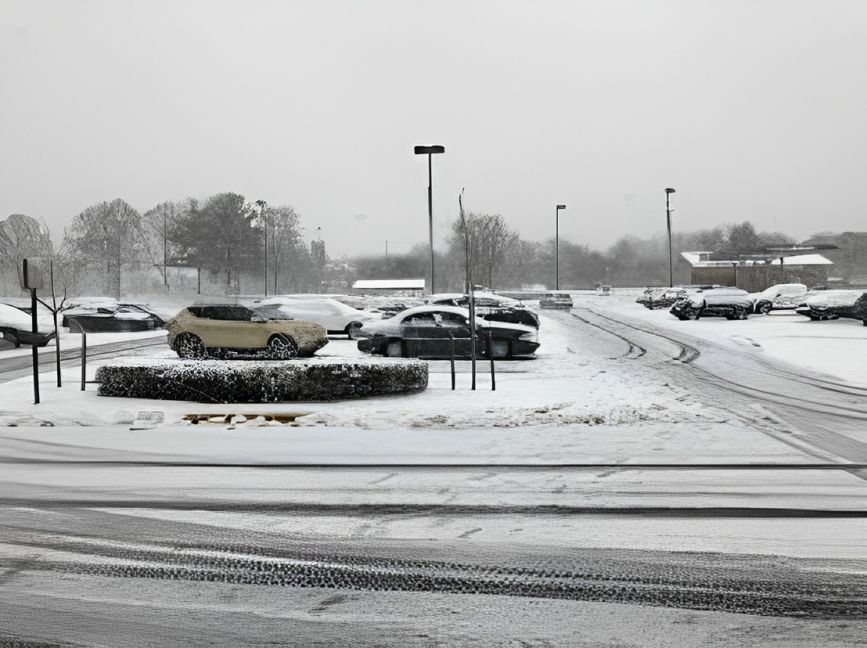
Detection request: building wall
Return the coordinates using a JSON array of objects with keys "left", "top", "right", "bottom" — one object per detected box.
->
[{"left": 690, "top": 265, "right": 830, "bottom": 291}]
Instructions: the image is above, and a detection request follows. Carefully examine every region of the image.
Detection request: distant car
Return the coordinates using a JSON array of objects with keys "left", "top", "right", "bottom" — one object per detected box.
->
[
  {"left": 355, "top": 305, "right": 539, "bottom": 359},
  {"left": 62, "top": 302, "right": 165, "bottom": 332},
  {"left": 252, "top": 297, "right": 377, "bottom": 338},
  {"left": 539, "top": 293, "right": 573, "bottom": 310},
  {"left": 795, "top": 290, "right": 867, "bottom": 324},
  {"left": 752, "top": 283, "right": 808, "bottom": 314},
  {"left": 166, "top": 304, "right": 328, "bottom": 359},
  {"left": 426, "top": 292, "right": 540, "bottom": 329},
  {"left": 597, "top": 285, "right": 612, "bottom": 296},
  {"left": 0, "top": 303, "right": 55, "bottom": 348},
  {"left": 670, "top": 287, "right": 753, "bottom": 320},
  {"left": 636, "top": 288, "right": 684, "bottom": 310}
]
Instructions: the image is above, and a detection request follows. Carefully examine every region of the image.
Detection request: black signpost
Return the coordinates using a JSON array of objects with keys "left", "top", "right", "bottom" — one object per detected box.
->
[{"left": 22, "top": 259, "right": 43, "bottom": 404}]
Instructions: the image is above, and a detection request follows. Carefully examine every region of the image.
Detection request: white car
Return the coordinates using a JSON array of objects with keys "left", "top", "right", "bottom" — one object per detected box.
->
[
  {"left": 252, "top": 296, "right": 378, "bottom": 338},
  {"left": 752, "top": 283, "right": 808, "bottom": 314}
]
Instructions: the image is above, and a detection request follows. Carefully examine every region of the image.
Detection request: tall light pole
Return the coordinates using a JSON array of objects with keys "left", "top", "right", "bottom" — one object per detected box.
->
[
  {"left": 555, "top": 204, "right": 566, "bottom": 290},
  {"left": 256, "top": 200, "right": 268, "bottom": 296},
  {"left": 665, "top": 188, "right": 676, "bottom": 287},
  {"left": 414, "top": 145, "right": 445, "bottom": 294}
]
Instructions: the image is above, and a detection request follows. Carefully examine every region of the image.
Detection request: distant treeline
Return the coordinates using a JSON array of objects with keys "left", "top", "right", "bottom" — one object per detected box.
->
[{"left": 1, "top": 196, "right": 865, "bottom": 297}]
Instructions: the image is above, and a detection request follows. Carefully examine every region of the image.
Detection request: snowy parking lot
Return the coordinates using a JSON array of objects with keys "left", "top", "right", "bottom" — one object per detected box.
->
[{"left": 1, "top": 292, "right": 866, "bottom": 645}]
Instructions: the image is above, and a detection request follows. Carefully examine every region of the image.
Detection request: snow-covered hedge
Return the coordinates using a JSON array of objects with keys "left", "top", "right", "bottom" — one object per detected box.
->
[{"left": 95, "top": 357, "right": 428, "bottom": 402}]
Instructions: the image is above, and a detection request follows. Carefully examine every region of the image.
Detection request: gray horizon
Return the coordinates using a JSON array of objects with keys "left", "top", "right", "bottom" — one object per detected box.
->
[{"left": 1, "top": 0, "right": 865, "bottom": 257}]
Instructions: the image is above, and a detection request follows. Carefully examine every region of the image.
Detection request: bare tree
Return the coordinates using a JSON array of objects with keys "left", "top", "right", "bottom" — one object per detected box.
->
[
  {"left": 447, "top": 212, "right": 517, "bottom": 289},
  {"left": 142, "top": 201, "right": 185, "bottom": 289},
  {"left": 0, "top": 214, "right": 52, "bottom": 292},
  {"left": 63, "top": 199, "right": 145, "bottom": 299}
]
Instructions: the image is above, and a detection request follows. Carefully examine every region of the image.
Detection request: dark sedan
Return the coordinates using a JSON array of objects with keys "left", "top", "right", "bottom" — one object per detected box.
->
[
  {"left": 795, "top": 290, "right": 867, "bottom": 324},
  {"left": 356, "top": 305, "right": 540, "bottom": 359},
  {"left": 62, "top": 303, "right": 165, "bottom": 332}
]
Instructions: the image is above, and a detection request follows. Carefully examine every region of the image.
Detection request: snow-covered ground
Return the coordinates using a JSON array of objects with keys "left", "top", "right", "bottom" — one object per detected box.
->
[
  {"left": 0, "top": 312, "right": 740, "bottom": 434},
  {"left": 2, "top": 296, "right": 866, "bottom": 567},
  {"left": 580, "top": 289, "right": 867, "bottom": 386}
]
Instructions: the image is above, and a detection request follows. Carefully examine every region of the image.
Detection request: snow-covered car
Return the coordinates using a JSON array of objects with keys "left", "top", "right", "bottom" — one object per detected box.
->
[
  {"left": 166, "top": 304, "right": 328, "bottom": 359},
  {"left": 426, "top": 292, "right": 540, "bottom": 329},
  {"left": 752, "top": 283, "right": 808, "bottom": 314},
  {"left": 539, "top": 293, "right": 573, "bottom": 310},
  {"left": 670, "top": 287, "right": 753, "bottom": 320},
  {"left": 636, "top": 287, "right": 684, "bottom": 310},
  {"left": 795, "top": 290, "right": 867, "bottom": 324},
  {"left": 252, "top": 296, "right": 377, "bottom": 338},
  {"left": 61, "top": 302, "right": 165, "bottom": 332},
  {"left": 355, "top": 305, "right": 540, "bottom": 359},
  {"left": 0, "top": 303, "right": 55, "bottom": 347}
]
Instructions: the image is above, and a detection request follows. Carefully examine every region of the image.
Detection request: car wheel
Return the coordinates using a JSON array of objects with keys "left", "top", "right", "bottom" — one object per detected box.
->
[
  {"left": 740, "top": 308, "right": 749, "bottom": 320},
  {"left": 346, "top": 322, "right": 363, "bottom": 340},
  {"left": 386, "top": 339, "right": 404, "bottom": 358},
  {"left": 268, "top": 334, "right": 299, "bottom": 360},
  {"left": 758, "top": 302, "right": 772, "bottom": 315},
  {"left": 490, "top": 338, "right": 511, "bottom": 358},
  {"left": 175, "top": 333, "right": 206, "bottom": 359}
]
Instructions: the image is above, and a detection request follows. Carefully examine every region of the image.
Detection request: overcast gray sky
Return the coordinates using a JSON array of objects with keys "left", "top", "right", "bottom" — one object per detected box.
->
[{"left": 2, "top": 0, "right": 865, "bottom": 256}]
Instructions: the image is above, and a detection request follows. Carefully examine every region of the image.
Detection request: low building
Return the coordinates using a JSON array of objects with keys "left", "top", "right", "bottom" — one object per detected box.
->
[
  {"left": 681, "top": 251, "right": 833, "bottom": 292},
  {"left": 351, "top": 278, "right": 426, "bottom": 297}
]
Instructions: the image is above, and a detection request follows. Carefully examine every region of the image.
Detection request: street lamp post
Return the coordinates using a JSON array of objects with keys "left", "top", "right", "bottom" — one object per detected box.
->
[
  {"left": 555, "top": 204, "right": 566, "bottom": 290},
  {"left": 256, "top": 200, "right": 268, "bottom": 296},
  {"left": 665, "top": 188, "right": 676, "bottom": 287},
  {"left": 414, "top": 145, "right": 445, "bottom": 294}
]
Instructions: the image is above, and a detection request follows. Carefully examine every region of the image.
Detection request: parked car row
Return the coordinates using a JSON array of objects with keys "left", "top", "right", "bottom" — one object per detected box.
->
[
  {"left": 645, "top": 282, "right": 867, "bottom": 325},
  {"left": 160, "top": 291, "right": 545, "bottom": 361}
]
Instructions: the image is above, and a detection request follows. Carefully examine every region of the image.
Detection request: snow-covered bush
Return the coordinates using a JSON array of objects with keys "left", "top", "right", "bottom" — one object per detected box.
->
[{"left": 96, "top": 357, "right": 428, "bottom": 402}]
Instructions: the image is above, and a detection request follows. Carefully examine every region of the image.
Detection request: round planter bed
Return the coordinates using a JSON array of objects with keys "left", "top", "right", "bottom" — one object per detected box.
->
[{"left": 95, "top": 357, "right": 428, "bottom": 403}]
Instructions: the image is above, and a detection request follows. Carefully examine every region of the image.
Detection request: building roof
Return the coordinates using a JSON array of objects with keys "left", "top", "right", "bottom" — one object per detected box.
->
[
  {"left": 352, "top": 279, "right": 426, "bottom": 290},
  {"left": 681, "top": 251, "right": 833, "bottom": 268}
]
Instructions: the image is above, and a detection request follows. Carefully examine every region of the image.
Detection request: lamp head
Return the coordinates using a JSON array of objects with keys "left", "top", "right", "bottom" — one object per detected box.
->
[
  {"left": 665, "top": 188, "right": 676, "bottom": 194},
  {"left": 556, "top": 204, "right": 566, "bottom": 210},
  {"left": 414, "top": 145, "right": 445, "bottom": 155}
]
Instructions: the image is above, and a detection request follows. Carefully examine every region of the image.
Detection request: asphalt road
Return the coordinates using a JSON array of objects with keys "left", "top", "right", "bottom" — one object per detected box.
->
[{"left": 0, "top": 311, "right": 865, "bottom": 646}]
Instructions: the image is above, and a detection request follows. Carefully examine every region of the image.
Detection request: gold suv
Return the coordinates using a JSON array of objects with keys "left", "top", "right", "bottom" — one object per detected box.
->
[{"left": 166, "top": 305, "right": 328, "bottom": 359}]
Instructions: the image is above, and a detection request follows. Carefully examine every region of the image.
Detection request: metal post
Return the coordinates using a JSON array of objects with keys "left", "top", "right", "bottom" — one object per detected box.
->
[
  {"left": 665, "top": 189, "right": 675, "bottom": 288},
  {"left": 427, "top": 154, "right": 435, "bottom": 294},
  {"left": 163, "top": 210, "right": 168, "bottom": 289},
  {"left": 448, "top": 331, "right": 455, "bottom": 390},
  {"left": 487, "top": 330, "right": 496, "bottom": 391},
  {"left": 263, "top": 215, "right": 268, "bottom": 297},
  {"left": 49, "top": 260, "right": 61, "bottom": 388},
  {"left": 81, "top": 331, "right": 87, "bottom": 391},
  {"left": 30, "top": 287, "right": 39, "bottom": 404}
]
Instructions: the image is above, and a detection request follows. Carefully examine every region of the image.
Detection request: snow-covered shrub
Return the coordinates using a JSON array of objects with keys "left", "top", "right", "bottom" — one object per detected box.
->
[{"left": 95, "top": 357, "right": 428, "bottom": 402}]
